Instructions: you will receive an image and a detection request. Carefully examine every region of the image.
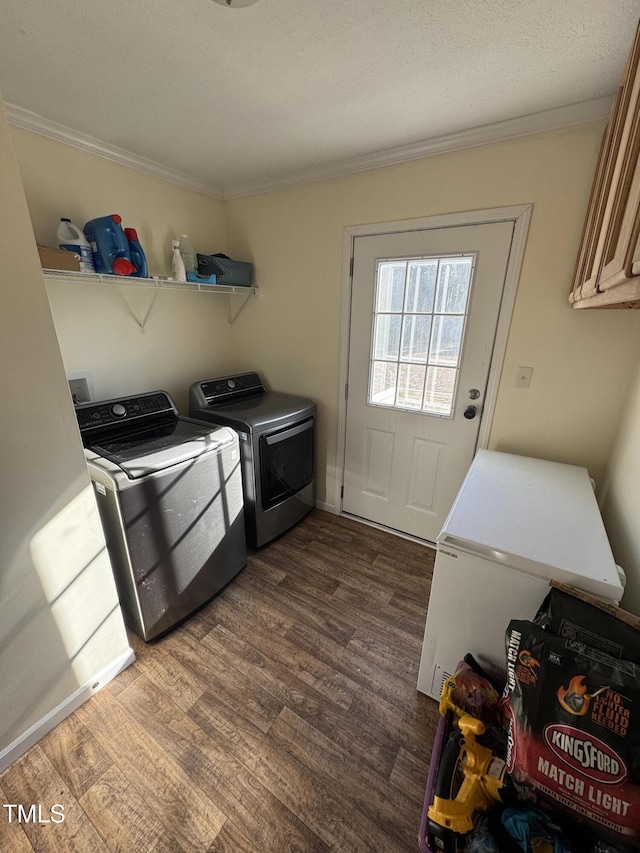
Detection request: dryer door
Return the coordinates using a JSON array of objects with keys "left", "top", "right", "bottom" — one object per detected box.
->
[{"left": 259, "top": 417, "right": 314, "bottom": 510}]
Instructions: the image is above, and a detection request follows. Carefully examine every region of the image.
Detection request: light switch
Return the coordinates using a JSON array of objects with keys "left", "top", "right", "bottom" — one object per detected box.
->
[{"left": 515, "top": 366, "right": 533, "bottom": 389}]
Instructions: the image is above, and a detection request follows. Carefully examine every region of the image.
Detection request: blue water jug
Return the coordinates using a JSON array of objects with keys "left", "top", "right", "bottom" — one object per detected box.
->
[
  {"left": 125, "top": 227, "right": 148, "bottom": 278},
  {"left": 84, "top": 214, "right": 134, "bottom": 276}
]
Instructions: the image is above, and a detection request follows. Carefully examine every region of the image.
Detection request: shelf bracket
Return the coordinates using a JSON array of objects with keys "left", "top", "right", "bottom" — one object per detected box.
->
[
  {"left": 229, "top": 289, "right": 255, "bottom": 325},
  {"left": 118, "top": 288, "right": 159, "bottom": 333}
]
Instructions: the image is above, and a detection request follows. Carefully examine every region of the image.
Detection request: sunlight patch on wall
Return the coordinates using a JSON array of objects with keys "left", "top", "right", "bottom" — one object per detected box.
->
[{"left": 29, "top": 485, "right": 126, "bottom": 685}]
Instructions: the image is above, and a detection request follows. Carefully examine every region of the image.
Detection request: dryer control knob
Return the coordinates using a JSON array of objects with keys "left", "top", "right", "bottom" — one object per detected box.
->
[
  {"left": 110, "top": 403, "right": 127, "bottom": 418},
  {"left": 226, "top": 379, "right": 236, "bottom": 390}
]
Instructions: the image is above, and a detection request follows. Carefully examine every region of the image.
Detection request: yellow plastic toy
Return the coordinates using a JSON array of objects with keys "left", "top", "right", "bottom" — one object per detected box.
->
[{"left": 428, "top": 715, "right": 508, "bottom": 838}]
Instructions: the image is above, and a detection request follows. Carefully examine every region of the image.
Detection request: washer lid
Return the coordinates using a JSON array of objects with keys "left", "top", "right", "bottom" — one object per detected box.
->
[{"left": 87, "top": 419, "right": 232, "bottom": 479}]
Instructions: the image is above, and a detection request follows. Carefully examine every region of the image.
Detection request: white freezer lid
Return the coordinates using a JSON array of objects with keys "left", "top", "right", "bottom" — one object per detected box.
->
[{"left": 437, "top": 449, "right": 622, "bottom": 599}]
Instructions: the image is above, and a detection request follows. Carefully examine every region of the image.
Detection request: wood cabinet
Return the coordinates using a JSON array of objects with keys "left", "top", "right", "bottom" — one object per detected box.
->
[{"left": 570, "top": 22, "right": 640, "bottom": 309}]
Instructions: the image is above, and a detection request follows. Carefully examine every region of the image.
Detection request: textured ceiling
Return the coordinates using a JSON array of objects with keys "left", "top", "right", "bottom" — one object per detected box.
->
[{"left": 0, "top": 0, "right": 638, "bottom": 197}]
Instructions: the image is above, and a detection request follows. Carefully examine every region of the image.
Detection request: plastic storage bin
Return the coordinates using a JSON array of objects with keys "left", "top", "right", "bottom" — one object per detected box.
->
[{"left": 419, "top": 715, "right": 446, "bottom": 852}]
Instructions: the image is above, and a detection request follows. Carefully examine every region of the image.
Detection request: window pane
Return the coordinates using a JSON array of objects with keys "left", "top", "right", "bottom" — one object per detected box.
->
[
  {"left": 405, "top": 261, "right": 436, "bottom": 313},
  {"left": 401, "top": 315, "right": 431, "bottom": 363},
  {"left": 429, "top": 316, "right": 464, "bottom": 366},
  {"left": 370, "top": 362, "right": 398, "bottom": 405},
  {"left": 435, "top": 258, "right": 472, "bottom": 314},
  {"left": 374, "top": 314, "right": 401, "bottom": 360},
  {"left": 376, "top": 262, "right": 406, "bottom": 312},
  {"left": 369, "top": 252, "right": 474, "bottom": 417},
  {"left": 397, "top": 364, "right": 426, "bottom": 409},
  {"left": 423, "top": 366, "right": 456, "bottom": 416}
]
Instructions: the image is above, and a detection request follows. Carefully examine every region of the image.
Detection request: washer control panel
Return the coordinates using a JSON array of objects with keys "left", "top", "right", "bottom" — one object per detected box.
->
[{"left": 76, "top": 392, "right": 176, "bottom": 434}]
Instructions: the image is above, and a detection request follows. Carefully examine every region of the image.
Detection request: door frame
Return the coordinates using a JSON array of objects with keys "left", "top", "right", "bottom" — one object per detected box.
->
[{"left": 335, "top": 204, "right": 532, "bottom": 519}]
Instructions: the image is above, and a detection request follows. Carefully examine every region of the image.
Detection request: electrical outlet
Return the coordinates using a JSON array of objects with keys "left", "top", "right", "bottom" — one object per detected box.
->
[
  {"left": 67, "top": 371, "right": 94, "bottom": 405},
  {"left": 515, "top": 366, "right": 533, "bottom": 389}
]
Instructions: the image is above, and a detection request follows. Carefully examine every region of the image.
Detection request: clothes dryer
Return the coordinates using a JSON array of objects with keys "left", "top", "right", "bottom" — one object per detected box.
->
[{"left": 189, "top": 373, "right": 315, "bottom": 547}]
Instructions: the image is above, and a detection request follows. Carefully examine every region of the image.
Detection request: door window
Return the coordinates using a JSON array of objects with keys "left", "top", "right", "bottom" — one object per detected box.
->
[{"left": 369, "top": 255, "right": 474, "bottom": 417}]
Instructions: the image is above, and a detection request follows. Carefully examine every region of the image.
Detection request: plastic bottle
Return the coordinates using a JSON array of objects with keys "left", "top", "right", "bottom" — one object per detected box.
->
[
  {"left": 83, "top": 214, "right": 134, "bottom": 276},
  {"left": 172, "top": 240, "right": 186, "bottom": 282},
  {"left": 57, "top": 218, "right": 95, "bottom": 273},
  {"left": 178, "top": 235, "right": 197, "bottom": 275},
  {"left": 124, "top": 227, "right": 148, "bottom": 278}
]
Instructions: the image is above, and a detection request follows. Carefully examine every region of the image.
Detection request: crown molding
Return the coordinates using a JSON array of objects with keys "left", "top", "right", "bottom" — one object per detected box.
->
[
  {"left": 222, "top": 96, "right": 613, "bottom": 199},
  {"left": 5, "top": 103, "right": 224, "bottom": 200},
  {"left": 6, "top": 96, "right": 612, "bottom": 202}
]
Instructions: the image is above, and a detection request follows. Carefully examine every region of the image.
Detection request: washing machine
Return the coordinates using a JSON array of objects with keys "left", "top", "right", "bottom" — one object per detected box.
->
[
  {"left": 189, "top": 372, "right": 315, "bottom": 547},
  {"left": 76, "top": 390, "right": 246, "bottom": 640}
]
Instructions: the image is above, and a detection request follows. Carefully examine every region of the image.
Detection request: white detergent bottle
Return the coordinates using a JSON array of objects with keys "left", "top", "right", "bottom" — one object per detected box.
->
[
  {"left": 57, "top": 217, "right": 95, "bottom": 273},
  {"left": 171, "top": 240, "right": 186, "bottom": 282},
  {"left": 178, "top": 234, "right": 197, "bottom": 276}
]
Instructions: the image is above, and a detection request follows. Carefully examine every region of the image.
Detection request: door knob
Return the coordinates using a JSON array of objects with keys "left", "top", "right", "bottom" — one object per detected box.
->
[{"left": 464, "top": 406, "right": 477, "bottom": 420}]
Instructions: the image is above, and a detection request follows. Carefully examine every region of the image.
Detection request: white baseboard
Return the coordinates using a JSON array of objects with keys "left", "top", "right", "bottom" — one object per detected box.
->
[
  {"left": 315, "top": 500, "right": 337, "bottom": 513},
  {"left": 0, "top": 647, "right": 135, "bottom": 773}
]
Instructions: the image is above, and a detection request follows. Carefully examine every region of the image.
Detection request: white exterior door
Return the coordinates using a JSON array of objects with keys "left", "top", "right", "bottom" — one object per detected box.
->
[{"left": 342, "top": 221, "right": 514, "bottom": 542}]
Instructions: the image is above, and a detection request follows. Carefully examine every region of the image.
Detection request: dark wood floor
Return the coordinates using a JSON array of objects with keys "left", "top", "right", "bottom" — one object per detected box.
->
[{"left": 0, "top": 510, "right": 438, "bottom": 852}]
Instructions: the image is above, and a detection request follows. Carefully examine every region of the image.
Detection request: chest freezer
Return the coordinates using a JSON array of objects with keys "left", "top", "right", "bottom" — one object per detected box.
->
[{"left": 417, "top": 449, "right": 624, "bottom": 700}]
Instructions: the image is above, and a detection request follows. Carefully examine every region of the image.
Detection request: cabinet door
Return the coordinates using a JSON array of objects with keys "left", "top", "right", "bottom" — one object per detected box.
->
[
  {"left": 632, "top": 220, "right": 640, "bottom": 276},
  {"left": 570, "top": 113, "right": 620, "bottom": 302},
  {"left": 598, "top": 26, "right": 640, "bottom": 292},
  {"left": 570, "top": 21, "right": 640, "bottom": 308}
]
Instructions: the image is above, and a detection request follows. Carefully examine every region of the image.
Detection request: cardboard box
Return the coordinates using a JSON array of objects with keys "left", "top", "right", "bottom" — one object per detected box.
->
[
  {"left": 551, "top": 580, "right": 640, "bottom": 630},
  {"left": 38, "top": 246, "right": 81, "bottom": 272}
]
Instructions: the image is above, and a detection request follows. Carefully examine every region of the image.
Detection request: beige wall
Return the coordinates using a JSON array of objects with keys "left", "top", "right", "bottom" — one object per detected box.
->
[
  {"left": 12, "top": 127, "right": 235, "bottom": 412},
  {"left": 224, "top": 123, "right": 640, "bottom": 507},
  {"left": 0, "top": 93, "right": 131, "bottom": 760},
  {"left": 11, "top": 120, "right": 640, "bottom": 616},
  {"left": 601, "top": 356, "right": 640, "bottom": 615}
]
